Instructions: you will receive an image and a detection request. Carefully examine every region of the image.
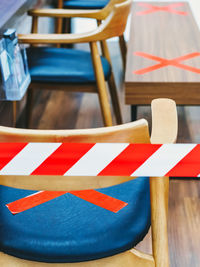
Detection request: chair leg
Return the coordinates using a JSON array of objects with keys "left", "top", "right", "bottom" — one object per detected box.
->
[
  {"left": 90, "top": 41, "right": 113, "bottom": 126},
  {"left": 12, "top": 101, "right": 17, "bottom": 127},
  {"left": 97, "top": 20, "right": 122, "bottom": 124},
  {"left": 26, "top": 89, "right": 34, "bottom": 128},
  {"left": 131, "top": 105, "right": 137, "bottom": 121},
  {"left": 107, "top": 76, "right": 123, "bottom": 124},
  {"left": 119, "top": 34, "right": 127, "bottom": 70},
  {"left": 56, "top": 18, "right": 63, "bottom": 48},
  {"left": 99, "top": 39, "right": 123, "bottom": 124},
  {"left": 56, "top": 0, "right": 63, "bottom": 45},
  {"left": 150, "top": 177, "right": 169, "bottom": 267}
]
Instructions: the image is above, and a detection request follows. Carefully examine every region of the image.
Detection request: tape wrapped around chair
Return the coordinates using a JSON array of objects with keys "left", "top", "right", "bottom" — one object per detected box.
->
[{"left": 0, "top": 143, "right": 200, "bottom": 177}]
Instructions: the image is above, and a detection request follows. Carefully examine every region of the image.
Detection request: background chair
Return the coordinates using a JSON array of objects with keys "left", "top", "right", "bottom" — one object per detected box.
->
[
  {"left": 54, "top": 0, "right": 127, "bottom": 68},
  {"left": 61, "top": 0, "right": 109, "bottom": 9},
  {"left": 0, "top": 98, "right": 177, "bottom": 266},
  {"left": 19, "top": 0, "right": 132, "bottom": 128}
]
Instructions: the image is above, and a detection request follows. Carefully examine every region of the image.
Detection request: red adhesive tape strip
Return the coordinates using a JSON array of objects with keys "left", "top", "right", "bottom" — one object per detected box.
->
[
  {"left": 136, "top": 3, "right": 187, "bottom": 16},
  {"left": 6, "top": 191, "right": 68, "bottom": 214},
  {"left": 133, "top": 52, "right": 200, "bottom": 75},
  {"left": 6, "top": 190, "right": 128, "bottom": 215},
  {"left": 70, "top": 190, "right": 128, "bottom": 213}
]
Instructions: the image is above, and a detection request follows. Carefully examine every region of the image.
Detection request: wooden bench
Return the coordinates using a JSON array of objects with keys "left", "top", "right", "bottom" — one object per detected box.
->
[{"left": 125, "top": 2, "right": 200, "bottom": 119}]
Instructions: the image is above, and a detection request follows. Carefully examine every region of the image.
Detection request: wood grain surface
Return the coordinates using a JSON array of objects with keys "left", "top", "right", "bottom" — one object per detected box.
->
[{"left": 125, "top": 2, "right": 200, "bottom": 104}]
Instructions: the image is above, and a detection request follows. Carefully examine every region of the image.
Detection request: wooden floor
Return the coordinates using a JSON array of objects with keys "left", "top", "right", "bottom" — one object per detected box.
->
[{"left": 13, "top": 42, "right": 200, "bottom": 267}]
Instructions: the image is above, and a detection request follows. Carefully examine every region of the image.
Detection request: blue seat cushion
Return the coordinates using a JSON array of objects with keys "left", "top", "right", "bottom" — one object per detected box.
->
[
  {"left": 0, "top": 178, "right": 151, "bottom": 263},
  {"left": 63, "top": 0, "right": 109, "bottom": 9},
  {"left": 26, "top": 47, "right": 111, "bottom": 84}
]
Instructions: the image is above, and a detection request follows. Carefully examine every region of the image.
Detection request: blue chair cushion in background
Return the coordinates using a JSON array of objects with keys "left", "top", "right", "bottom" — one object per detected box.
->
[
  {"left": 63, "top": 0, "right": 109, "bottom": 9},
  {"left": 0, "top": 178, "right": 151, "bottom": 263},
  {"left": 26, "top": 47, "right": 111, "bottom": 84}
]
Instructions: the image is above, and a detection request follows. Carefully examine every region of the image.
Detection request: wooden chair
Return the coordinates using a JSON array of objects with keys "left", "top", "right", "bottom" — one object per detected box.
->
[
  {"left": 53, "top": 0, "right": 127, "bottom": 68},
  {"left": 56, "top": 0, "right": 109, "bottom": 34},
  {"left": 17, "top": 0, "right": 132, "bottom": 128},
  {"left": 0, "top": 98, "right": 177, "bottom": 266}
]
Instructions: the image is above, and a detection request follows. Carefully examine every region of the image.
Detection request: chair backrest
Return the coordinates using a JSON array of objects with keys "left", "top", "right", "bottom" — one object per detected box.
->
[
  {"left": 21, "top": 0, "right": 132, "bottom": 44},
  {"left": 89, "top": 0, "right": 129, "bottom": 20},
  {"left": 89, "top": 0, "right": 132, "bottom": 40},
  {"left": 57, "top": 0, "right": 125, "bottom": 15},
  {"left": 0, "top": 119, "right": 150, "bottom": 191}
]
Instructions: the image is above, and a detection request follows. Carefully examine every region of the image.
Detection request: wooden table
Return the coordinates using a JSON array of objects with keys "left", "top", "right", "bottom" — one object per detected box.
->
[
  {"left": 0, "top": 0, "right": 37, "bottom": 28},
  {"left": 125, "top": 2, "right": 200, "bottom": 119}
]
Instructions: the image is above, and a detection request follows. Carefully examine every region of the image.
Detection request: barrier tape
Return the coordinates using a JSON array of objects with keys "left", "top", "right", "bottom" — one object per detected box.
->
[
  {"left": 1, "top": 143, "right": 200, "bottom": 177},
  {"left": 133, "top": 52, "right": 200, "bottom": 75},
  {"left": 1, "top": 142, "right": 199, "bottom": 215},
  {"left": 136, "top": 3, "right": 187, "bottom": 16}
]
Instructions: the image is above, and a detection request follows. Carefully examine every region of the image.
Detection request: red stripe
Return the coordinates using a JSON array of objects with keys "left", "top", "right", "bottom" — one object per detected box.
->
[
  {"left": 6, "top": 191, "right": 68, "bottom": 214},
  {"left": 31, "top": 143, "right": 95, "bottom": 175},
  {"left": 70, "top": 190, "right": 128, "bottom": 213},
  {"left": 0, "top": 143, "right": 28, "bottom": 170},
  {"left": 98, "top": 144, "right": 161, "bottom": 176},
  {"left": 166, "top": 145, "right": 200, "bottom": 177}
]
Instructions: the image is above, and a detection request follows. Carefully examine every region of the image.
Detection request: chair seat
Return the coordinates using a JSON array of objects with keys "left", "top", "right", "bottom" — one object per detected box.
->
[
  {"left": 26, "top": 47, "right": 111, "bottom": 84},
  {"left": 63, "top": 0, "right": 109, "bottom": 9},
  {"left": 0, "top": 178, "right": 150, "bottom": 263}
]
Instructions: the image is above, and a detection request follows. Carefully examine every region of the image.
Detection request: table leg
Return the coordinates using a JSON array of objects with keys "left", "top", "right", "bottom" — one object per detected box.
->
[{"left": 131, "top": 105, "right": 137, "bottom": 121}]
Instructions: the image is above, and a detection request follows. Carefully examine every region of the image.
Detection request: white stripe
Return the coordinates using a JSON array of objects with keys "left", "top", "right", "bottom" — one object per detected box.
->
[
  {"left": 131, "top": 144, "right": 196, "bottom": 177},
  {"left": 0, "top": 143, "right": 61, "bottom": 175},
  {"left": 64, "top": 143, "right": 129, "bottom": 176}
]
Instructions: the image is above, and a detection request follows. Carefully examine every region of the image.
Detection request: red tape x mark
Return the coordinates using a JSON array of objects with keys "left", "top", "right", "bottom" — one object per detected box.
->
[
  {"left": 6, "top": 190, "right": 128, "bottom": 215},
  {"left": 136, "top": 3, "right": 187, "bottom": 16},
  {"left": 133, "top": 52, "right": 200, "bottom": 75}
]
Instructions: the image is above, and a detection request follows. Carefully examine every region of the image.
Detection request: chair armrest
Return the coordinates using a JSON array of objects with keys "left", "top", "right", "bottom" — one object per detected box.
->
[
  {"left": 28, "top": 0, "right": 121, "bottom": 19},
  {"left": 150, "top": 98, "right": 178, "bottom": 144},
  {"left": 21, "top": 1, "right": 131, "bottom": 44},
  {"left": 18, "top": 5, "right": 120, "bottom": 45},
  {"left": 18, "top": 29, "right": 102, "bottom": 44},
  {"left": 28, "top": 8, "right": 104, "bottom": 20}
]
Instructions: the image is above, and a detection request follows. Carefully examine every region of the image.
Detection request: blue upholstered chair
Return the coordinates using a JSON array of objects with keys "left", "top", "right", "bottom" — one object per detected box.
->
[
  {"left": 0, "top": 98, "right": 177, "bottom": 266},
  {"left": 18, "top": 0, "right": 132, "bottom": 128},
  {"left": 54, "top": 0, "right": 127, "bottom": 68},
  {"left": 63, "top": 0, "right": 109, "bottom": 9}
]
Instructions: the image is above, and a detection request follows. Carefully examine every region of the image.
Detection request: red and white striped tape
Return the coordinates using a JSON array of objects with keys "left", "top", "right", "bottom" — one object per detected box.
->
[{"left": 0, "top": 143, "right": 200, "bottom": 177}]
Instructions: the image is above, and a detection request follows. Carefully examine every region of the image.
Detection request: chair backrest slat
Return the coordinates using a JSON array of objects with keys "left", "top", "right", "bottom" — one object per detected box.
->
[{"left": 0, "top": 120, "right": 150, "bottom": 191}]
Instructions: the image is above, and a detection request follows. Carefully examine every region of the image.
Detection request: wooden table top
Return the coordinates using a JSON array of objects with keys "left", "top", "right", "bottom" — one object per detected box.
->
[{"left": 125, "top": 2, "right": 200, "bottom": 105}]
